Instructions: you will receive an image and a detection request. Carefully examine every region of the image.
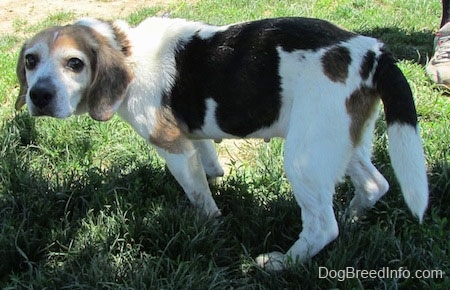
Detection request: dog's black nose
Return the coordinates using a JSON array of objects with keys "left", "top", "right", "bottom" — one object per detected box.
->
[{"left": 29, "top": 80, "right": 55, "bottom": 109}]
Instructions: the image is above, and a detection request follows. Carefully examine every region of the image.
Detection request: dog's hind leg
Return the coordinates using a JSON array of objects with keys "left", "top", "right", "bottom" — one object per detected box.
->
[
  {"left": 346, "top": 117, "right": 389, "bottom": 219},
  {"left": 193, "top": 140, "right": 224, "bottom": 180},
  {"left": 256, "top": 122, "right": 352, "bottom": 270},
  {"left": 156, "top": 140, "right": 221, "bottom": 217},
  {"left": 346, "top": 153, "right": 389, "bottom": 219}
]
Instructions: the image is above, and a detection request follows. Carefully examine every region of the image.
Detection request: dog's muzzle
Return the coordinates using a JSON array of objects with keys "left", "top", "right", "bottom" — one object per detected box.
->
[{"left": 29, "top": 78, "right": 57, "bottom": 116}]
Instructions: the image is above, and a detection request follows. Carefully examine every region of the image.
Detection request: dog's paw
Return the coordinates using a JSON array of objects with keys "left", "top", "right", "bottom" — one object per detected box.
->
[
  {"left": 203, "top": 204, "right": 222, "bottom": 218},
  {"left": 207, "top": 176, "right": 222, "bottom": 186},
  {"left": 204, "top": 163, "right": 224, "bottom": 179},
  {"left": 205, "top": 164, "right": 224, "bottom": 186},
  {"left": 255, "top": 251, "right": 286, "bottom": 271},
  {"left": 344, "top": 204, "right": 367, "bottom": 223}
]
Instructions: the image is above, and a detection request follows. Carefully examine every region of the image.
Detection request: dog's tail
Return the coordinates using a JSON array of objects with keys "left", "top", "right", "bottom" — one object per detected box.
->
[{"left": 374, "top": 52, "right": 428, "bottom": 223}]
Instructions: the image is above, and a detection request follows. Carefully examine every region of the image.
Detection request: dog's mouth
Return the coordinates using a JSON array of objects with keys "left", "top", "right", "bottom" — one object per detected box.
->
[
  {"left": 27, "top": 80, "right": 72, "bottom": 119},
  {"left": 28, "top": 99, "right": 73, "bottom": 119},
  {"left": 29, "top": 104, "right": 58, "bottom": 118}
]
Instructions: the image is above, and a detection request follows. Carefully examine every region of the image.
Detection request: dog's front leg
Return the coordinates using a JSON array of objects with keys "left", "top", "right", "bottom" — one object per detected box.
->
[
  {"left": 192, "top": 140, "right": 224, "bottom": 180},
  {"left": 155, "top": 141, "right": 222, "bottom": 217}
]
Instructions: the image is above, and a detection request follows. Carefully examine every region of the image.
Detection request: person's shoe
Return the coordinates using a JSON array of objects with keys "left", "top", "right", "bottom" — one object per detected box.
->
[{"left": 426, "top": 22, "right": 450, "bottom": 87}]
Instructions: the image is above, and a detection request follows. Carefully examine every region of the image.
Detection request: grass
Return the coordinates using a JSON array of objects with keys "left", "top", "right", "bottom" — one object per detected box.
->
[{"left": 0, "top": 0, "right": 449, "bottom": 289}]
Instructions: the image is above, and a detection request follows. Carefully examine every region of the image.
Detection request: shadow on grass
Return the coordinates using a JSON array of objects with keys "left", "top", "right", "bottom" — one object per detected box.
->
[
  {"left": 0, "top": 113, "right": 302, "bottom": 287},
  {"left": 357, "top": 26, "right": 434, "bottom": 65},
  {"left": 428, "top": 159, "right": 450, "bottom": 217},
  {"left": 0, "top": 112, "right": 172, "bottom": 284}
]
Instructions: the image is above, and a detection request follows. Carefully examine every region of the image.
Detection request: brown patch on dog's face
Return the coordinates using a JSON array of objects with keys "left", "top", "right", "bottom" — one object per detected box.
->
[
  {"left": 149, "top": 108, "right": 185, "bottom": 153},
  {"left": 346, "top": 86, "right": 379, "bottom": 145},
  {"left": 322, "top": 46, "right": 352, "bottom": 83},
  {"left": 52, "top": 32, "right": 80, "bottom": 51}
]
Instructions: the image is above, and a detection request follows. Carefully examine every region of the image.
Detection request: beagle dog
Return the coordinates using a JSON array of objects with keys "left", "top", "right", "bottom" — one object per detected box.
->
[{"left": 15, "top": 16, "right": 428, "bottom": 270}]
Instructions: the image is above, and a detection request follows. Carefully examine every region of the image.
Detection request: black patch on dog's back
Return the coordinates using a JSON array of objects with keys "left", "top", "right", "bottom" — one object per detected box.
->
[
  {"left": 166, "top": 17, "right": 356, "bottom": 136},
  {"left": 360, "top": 50, "right": 376, "bottom": 80}
]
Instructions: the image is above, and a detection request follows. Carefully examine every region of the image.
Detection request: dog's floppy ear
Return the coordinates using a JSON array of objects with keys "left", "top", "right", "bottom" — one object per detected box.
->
[
  {"left": 87, "top": 36, "right": 132, "bottom": 121},
  {"left": 15, "top": 44, "right": 28, "bottom": 110}
]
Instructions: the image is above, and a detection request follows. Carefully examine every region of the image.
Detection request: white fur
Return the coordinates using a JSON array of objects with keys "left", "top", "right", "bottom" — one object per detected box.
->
[
  {"left": 76, "top": 18, "right": 122, "bottom": 50},
  {"left": 387, "top": 124, "right": 428, "bottom": 222}
]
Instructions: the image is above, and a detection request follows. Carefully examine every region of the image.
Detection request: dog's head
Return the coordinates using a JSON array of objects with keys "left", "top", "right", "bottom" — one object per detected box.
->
[{"left": 15, "top": 18, "right": 132, "bottom": 121}]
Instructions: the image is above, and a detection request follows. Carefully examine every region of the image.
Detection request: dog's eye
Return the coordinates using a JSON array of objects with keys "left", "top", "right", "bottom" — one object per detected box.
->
[
  {"left": 25, "top": 54, "right": 39, "bottom": 70},
  {"left": 66, "top": 58, "right": 85, "bottom": 72}
]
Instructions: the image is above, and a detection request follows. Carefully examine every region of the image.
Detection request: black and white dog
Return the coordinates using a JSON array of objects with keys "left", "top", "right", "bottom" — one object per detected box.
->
[{"left": 15, "top": 16, "right": 428, "bottom": 270}]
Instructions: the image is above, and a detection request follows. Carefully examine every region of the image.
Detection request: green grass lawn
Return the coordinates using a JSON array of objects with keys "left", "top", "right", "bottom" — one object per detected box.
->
[{"left": 1, "top": 0, "right": 449, "bottom": 289}]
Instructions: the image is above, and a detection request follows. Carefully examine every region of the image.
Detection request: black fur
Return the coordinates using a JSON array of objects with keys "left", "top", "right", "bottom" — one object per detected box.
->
[
  {"left": 360, "top": 50, "right": 376, "bottom": 80},
  {"left": 165, "top": 17, "right": 356, "bottom": 136},
  {"left": 374, "top": 52, "right": 418, "bottom": 127}
]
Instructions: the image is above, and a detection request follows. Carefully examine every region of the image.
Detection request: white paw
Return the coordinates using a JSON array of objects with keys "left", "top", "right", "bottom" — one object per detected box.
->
[
  {"left": 204, "top": 163, "right": 224, "bottom": 179},
  {"left": 203, "top": 204, "right": 222, "bottom": 218},
  {"left": 255, "top": 251, "right": 286, "bottom": 271},
  {"left": 345, "top": 203, "right": 368, "bottom": 223},
  {"left": 207, "top": 176, "right": 222, "bottom": 186}
]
